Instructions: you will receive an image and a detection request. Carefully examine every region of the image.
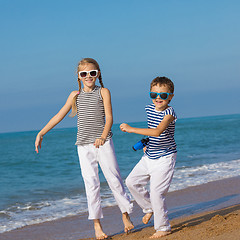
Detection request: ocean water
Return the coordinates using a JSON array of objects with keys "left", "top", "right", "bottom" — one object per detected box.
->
[{"left": 0, "top": 114, "right": 240, "bottom": 233}]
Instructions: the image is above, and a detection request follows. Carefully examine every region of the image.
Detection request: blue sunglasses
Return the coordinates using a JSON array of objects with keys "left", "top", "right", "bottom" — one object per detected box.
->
[{"left": 149, "top": 92, "right": 173, "bottom": 100}]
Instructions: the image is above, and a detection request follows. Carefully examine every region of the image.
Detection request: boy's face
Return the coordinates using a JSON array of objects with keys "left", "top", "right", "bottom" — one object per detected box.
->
[{"left": 150, "top": 84, "right": 174, "bottom": 111}]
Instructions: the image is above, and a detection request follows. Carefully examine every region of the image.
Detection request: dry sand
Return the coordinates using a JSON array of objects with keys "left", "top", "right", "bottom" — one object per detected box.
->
[{"left": 107, "top": 204, "right": 240, "bottom": 240}]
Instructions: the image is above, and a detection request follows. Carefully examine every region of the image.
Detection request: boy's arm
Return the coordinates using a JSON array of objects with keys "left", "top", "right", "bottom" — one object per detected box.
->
[{"left": 120, "top": 114, "right": 175, "bottom": 137}]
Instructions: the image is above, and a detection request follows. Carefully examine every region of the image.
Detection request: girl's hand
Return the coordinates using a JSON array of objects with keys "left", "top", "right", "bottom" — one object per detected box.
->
[
  {"left": 94, "top": 138, "right": 106, "bottom": 148},
  {"left": 35, "top": 134, "right": 43, "bottom": 153},
  {"left": 120, "top": 123, "right": 132, "bottom": 133}
]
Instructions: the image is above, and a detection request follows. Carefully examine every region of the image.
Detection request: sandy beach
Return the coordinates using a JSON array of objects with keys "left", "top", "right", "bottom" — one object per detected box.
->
[
  {"left": 1, "top": 176, "right": 240, "bottom": 240},
  {"left": 109, "top": 204, "right": 240, "bottom": 240}
]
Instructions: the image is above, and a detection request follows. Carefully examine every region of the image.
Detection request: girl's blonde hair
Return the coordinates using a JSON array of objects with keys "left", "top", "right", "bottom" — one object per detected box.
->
[{"left": 69, "top": 58, "right": 104, "bottom": 117}]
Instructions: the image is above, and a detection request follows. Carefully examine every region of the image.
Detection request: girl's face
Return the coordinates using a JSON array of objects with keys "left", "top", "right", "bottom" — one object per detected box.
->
[
  {"left": 78, "top": 63, "right": 100, "bottom": 91},
  {"left": 150, "top": 84, "right": 174, "bottom": 111}
]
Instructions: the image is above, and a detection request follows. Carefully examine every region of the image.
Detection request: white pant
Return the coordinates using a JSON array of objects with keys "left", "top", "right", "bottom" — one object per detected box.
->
[
  {"left": 77, "top": 139, "right": 133, "bottom": 220},
  {"left": 126, "top": 153, "right": 176, "bottom": 231}
]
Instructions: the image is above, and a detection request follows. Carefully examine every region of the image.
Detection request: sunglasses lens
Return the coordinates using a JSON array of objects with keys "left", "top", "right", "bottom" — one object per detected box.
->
[
  {"left": 150, "top": 92, "right": 158, "bottom": 99},
  {"left": 160, "top": 93, "right": 168, "bottom": 100},
  {"left": 90, "top": 70, "right": 97, "bottom": 77},
  {"left": 80, "top": 72, "right": 87, "bottom": 78}
]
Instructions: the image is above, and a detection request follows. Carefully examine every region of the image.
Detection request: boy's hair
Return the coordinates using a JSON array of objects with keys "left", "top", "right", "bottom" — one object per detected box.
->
[{"left": 150, "top": 76, "right": 174, "bottom": 93}]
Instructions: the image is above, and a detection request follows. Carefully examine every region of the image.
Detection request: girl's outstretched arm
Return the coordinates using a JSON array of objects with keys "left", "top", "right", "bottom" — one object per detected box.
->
[
  {"left": 120, "top": 114, "right": 175, "bottom": 137},
  {"left": 35, "top": 91, "right": 79, "bottom": 153},
  {"left": 94, "top": 88, "right": 113, "bottom": 148}
]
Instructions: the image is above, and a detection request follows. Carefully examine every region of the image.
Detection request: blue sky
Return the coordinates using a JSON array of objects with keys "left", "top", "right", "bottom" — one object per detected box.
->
[{"left": 0, "top": 0, "right": 239, "bottom": 133}]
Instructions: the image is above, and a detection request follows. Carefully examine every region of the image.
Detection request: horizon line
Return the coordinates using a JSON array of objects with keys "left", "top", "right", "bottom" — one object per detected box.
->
[{"left": 0, "top": 112, "right": 239, "bottom": 135}]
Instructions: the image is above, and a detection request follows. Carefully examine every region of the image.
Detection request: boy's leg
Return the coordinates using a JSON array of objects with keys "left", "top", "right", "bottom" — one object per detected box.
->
[
  {"left": 126, "top": 155, "right": 153, "bottom": 214},
  {"left": 149, "top": 153, "right": 176, "bottom": 232},
  {"left": 77, "top": 144, "right": 103, "bottom": 220},
  {"left": 98, "top": 139, "right": 133, "bottom": 214}
]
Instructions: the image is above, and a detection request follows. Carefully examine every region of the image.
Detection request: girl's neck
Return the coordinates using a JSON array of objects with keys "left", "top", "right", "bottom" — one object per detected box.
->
[{"left": 83, "top": 85, "right": 96, "bottom": 92}]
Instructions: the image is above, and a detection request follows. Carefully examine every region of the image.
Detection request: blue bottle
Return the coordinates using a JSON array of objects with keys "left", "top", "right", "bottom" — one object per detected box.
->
[{"left": 132, "top": 138, "right": 149, "bottom": 151}]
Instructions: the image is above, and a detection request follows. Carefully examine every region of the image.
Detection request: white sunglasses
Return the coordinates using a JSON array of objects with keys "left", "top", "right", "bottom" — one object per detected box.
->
[{"left": 78, "top": 70, "right": 98, "bottom": 78}]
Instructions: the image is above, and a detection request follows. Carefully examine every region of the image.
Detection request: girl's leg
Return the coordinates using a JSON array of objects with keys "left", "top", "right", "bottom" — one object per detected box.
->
[
  {"left": 98, "top": 139, "right": 134, "bottom": 232},
  {"left": 125, "top": 155, "right": 153, "bottom": 214},
  {"left": 94, "top": 219, "right": 108, "bottom": 239},
  {"left": 98, "top": 139, "right": 133, "bottom": 214},
  {"left": 149, "top": 153, "right": 176, "bottom": 235},
  {"left": 122, "top": 212, "right": 134, "bottom": 233},
  {"left": 77, "top": 144, "right": 103, "bottom": 220}
]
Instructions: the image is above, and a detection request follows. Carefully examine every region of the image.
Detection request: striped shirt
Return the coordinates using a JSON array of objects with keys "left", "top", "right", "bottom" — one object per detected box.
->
[
  {"left": 75, "top": 86, "right": 112, "bottom": 145},
  {"left": 145, "top": 104, "right": 177, "bottom": 160}
]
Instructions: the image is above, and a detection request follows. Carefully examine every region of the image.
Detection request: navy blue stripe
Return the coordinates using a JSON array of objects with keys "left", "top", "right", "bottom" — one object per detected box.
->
[{"left": 145, "top": 104, "right": 177, "bottom": 160}]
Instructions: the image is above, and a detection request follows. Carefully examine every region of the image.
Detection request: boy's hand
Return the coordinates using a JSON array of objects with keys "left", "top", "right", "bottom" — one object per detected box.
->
[
  {"left": 120, "top": 123, "right": 132, "bottom": 133},
  {"left": 143, "top": 146, "right": 147, "bottom": 153}
]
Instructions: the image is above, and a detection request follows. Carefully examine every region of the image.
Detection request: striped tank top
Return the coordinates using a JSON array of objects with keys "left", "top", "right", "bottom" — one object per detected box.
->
[
  {"left": 145, "top": 104, "right": 177, "bottom": 160},
  {"left": 75, "top": 85, "right": 113, "bottom": 145}
]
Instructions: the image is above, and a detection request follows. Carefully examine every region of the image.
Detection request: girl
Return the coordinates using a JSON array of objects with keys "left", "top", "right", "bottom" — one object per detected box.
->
[{"left": 35, "top": 58, "right": 134, "bottom": 239}]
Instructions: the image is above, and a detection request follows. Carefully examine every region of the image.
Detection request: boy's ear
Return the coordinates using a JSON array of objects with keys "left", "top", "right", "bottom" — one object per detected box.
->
[{"left": 169, "top": 93, "right": 174, "bottom": 103}]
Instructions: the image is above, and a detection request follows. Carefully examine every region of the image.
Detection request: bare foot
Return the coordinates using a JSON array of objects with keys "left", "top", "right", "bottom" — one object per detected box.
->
[
  {"left": 122, "top": 212, "right": 134, "bottom": 233},
  {"left": 149, "top": 231, "right": 171, "bottom": 238},
  {"left": 142, "top": 212, "right": 153, "bottom": 224},
  {"left": 93, "top": 219, "right": 108, "bottom": 239}
]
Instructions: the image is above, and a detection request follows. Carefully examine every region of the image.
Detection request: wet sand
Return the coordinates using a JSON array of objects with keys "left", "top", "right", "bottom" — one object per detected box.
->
[{"left": 1, "top": 176, "right": 240, "bottom": 240}]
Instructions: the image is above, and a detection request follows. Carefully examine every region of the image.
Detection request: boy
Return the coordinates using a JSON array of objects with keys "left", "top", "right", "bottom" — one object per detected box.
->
[{"left": 120, "top": 76, "right": 177, "bottom": 238}]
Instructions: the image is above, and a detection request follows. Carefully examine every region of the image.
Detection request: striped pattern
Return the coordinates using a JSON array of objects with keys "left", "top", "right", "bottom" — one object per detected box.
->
[
  {"left": 75, "top": 86, "right": 112, "bottom": 145},
  {"left": 145, "top": 104, "right": 177, "bottom": 160}
]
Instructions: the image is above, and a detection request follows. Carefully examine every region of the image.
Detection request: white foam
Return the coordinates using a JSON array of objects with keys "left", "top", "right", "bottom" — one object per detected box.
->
[
  {"left": 0, "top": 195, "right": 87, "bottom": 233},
  {"left": 0, "top": 191, "right": 119, "bottom": 233},
  {"left": 170, "top": 158, "right": 240, "bottom": 191}
]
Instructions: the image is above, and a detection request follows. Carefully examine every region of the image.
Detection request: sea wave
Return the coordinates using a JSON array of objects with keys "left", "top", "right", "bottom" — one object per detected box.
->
[
  {"left": 1, "top": 158, "right": 240, "bottom": 233},
  {"left": 170, "top": 158, "right": 240, "bottom": 191}
]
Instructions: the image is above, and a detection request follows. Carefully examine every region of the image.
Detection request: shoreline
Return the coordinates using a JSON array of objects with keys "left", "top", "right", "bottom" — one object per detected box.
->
[{"left": 1, "top": 176, "right": 240, "bottom": 240}]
